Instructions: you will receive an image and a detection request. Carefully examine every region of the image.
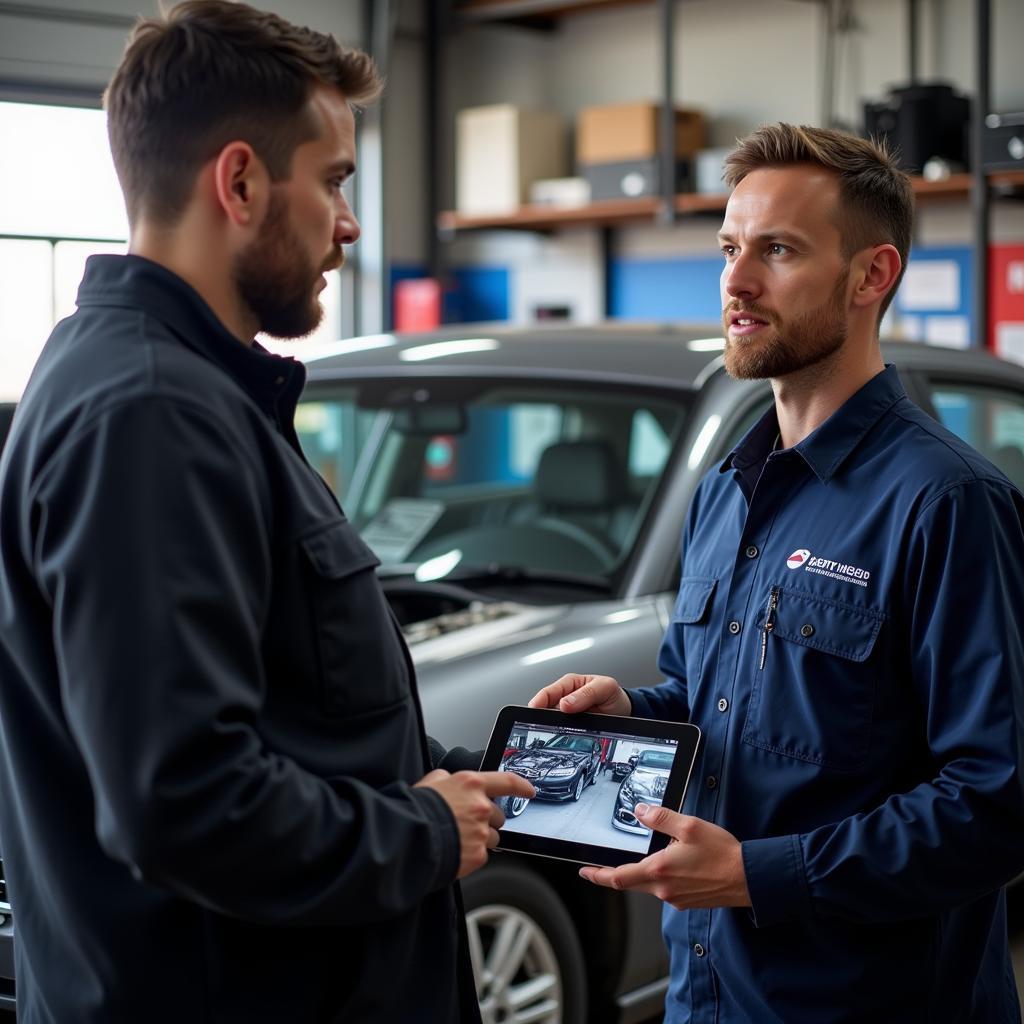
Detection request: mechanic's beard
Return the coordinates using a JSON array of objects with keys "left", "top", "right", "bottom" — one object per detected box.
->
[
  {"left": 234, "top": 192, "right": 334, "bottom": 340},
  {"left": 723, "top": 269, "right": 849, "bottom": 381}
]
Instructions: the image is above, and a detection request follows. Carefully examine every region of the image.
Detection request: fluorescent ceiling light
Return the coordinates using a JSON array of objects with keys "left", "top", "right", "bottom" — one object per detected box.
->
[{"left": 399, "top": 338, "right": 500, "bottom": 362}]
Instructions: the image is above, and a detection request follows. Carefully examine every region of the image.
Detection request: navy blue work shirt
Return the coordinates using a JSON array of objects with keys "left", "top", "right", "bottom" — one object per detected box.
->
[{"left": 628, "top": 365, "right": 1024, "bottom": 1023}]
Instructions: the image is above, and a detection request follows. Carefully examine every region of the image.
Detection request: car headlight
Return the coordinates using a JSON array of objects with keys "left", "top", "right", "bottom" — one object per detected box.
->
[
  {"left": 620, "top": 781, "right": 636, "bottom": 804},
  {"left": 546, "top": 766, "right": 577, "bottom": 778}
]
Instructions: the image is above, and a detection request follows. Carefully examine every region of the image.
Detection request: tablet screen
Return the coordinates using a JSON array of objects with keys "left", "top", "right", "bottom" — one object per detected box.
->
[{"left": 482, "top": 705, "right": 701, "bottom": 866}]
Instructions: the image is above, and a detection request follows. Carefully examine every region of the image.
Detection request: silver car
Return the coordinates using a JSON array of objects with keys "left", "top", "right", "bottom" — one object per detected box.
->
[
  {"left": 3, "top": 327, "right": 1024, "bottom": 1024},
  {"left": 612, "top": 748, "right": 675, "bottom": 836},
  {"left": 286, "top": 324, "right": 1024, "bottom": 1024}
]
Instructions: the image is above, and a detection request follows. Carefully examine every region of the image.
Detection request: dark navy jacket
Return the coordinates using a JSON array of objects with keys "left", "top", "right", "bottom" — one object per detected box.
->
[
  {"left": 0, "top": 255, "right": 480, "bottom": 1023},
  {"left": 629, "top": 366, "right": 1024, "bottom": 1023}
]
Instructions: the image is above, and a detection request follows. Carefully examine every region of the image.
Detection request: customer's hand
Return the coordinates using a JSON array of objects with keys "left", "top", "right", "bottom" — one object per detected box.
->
[
  {"left": 528, "top": 673, "right": 632, "bottom": 717},
  {"left": 415, "top": 769, "right": 535, "bottom": 879},
  {"left": 578, "top": 804, "right": 751, "bottom": 909}
]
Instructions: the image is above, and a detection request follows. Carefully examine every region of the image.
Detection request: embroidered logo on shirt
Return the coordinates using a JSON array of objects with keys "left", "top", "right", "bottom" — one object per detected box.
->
[
  {"left": 787, "top": 549, "right": 871, "bottom": 587},
  {"left": 786, "top": 549, "right": 811, "bottom": 569}
]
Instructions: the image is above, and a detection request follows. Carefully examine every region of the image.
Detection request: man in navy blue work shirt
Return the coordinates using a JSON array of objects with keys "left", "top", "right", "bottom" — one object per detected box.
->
[
  {"left": 0, "top": 3, "right": 532, "bottom": 1022},
  {"left": 531, "top": 124, "right": 1024, "bottom": 1022}
]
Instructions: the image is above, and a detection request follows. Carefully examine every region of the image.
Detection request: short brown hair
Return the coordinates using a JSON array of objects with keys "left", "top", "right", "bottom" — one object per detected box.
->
[
  {"left": 724, "top": 123, "right": 914, "bottom": 321},
  {"left": 104, "top": 0, "right": 382, "bottom": 225}
]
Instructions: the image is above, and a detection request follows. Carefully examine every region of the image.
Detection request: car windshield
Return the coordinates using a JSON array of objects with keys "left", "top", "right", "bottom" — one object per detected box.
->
[
  {"left": 295, "top": 381, "right": 688, "bottom": 582},
  {"left": 543, "top": 735, "right": 596, "bottom": 752},
  {"left": 636, "top": 750, "right": 675, "bottom": 770}
]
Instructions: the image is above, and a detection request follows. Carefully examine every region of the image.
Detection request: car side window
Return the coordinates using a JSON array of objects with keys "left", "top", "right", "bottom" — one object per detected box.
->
[
  {"left": 716, "top": 392, "right": 774, "bottom": 459},
  {"left": 928, "top": 382, "right": 1024, "bottom": 490}
]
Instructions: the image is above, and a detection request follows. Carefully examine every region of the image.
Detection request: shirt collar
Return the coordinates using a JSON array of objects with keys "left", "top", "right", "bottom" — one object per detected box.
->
[
  {"left": 721, "top": 364, "right": 907, "bottom": 484},
  {"left": 75, "top": 254, "right": 306, "bottom": 415}
]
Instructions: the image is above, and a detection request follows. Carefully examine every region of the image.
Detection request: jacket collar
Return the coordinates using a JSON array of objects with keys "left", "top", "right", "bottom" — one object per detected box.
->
[
  {"left": 721, "top": 364, "right": 907, "bottom": 485},
  {"left": 75, "top": 254, "right": 307, "bottom": 415}
]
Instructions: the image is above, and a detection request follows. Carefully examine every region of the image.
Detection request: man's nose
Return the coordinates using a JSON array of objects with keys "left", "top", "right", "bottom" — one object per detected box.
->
[
  {"left": 722, "top": 250, "right": 761, "bottom": 301},
  {"left": 335, "top": 195, "right": 360, "bottom": 246}
]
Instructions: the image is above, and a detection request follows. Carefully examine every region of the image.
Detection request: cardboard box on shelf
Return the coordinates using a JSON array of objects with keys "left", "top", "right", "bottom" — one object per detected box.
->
[
  {"left": 456, "top": 104, "right": 566, "bottom": 215},
  {"left": 576, "top": 102, "right": 706, "bottom": 165},
  {"left": 695, "top": 147, "right": 734, "bottom": 194},
  {"left": 581, "top": 157, "right": 693, "bottom": 201}
]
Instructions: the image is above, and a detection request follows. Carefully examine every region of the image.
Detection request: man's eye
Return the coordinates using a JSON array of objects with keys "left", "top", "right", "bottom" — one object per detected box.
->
[
  {"left": 328, "top": 177, "right": 346, "bottom": 193},
  {"left": 768, "top": 243, "right": 788, "bottom": 256},
  {"left": 721, "top": 245, "right": 736, "bottom": 259}
]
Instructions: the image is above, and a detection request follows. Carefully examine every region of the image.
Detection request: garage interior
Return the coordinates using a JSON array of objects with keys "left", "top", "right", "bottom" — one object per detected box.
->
[{"left": 1, "top": 1, "right": 1023, "bottom": 1022}]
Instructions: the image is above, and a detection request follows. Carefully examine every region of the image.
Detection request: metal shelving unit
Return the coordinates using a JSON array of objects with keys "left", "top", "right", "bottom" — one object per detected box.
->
[{"left": 430, "top": 0, "right": 1011, "bottom": 343}]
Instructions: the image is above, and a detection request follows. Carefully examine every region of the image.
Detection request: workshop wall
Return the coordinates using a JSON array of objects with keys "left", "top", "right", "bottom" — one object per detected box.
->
[{"left": 387, "top": 0, "right": 1024, "bottom": 347}]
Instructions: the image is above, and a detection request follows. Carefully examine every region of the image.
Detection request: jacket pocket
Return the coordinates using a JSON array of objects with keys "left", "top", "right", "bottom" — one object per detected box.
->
[
  {"left": 300, "top": 519, "right": 410, "bottom": 717},
  {"left": 671, "top": 576, "right": 718, "bottom": 684},
  {"left": 741, "top": 586, "right": 884, "bottom": 771}
]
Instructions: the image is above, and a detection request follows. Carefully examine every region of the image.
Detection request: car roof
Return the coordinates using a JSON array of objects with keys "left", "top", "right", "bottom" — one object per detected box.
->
[
  {"left": 286, "top": 323, "right": 1024, "bottom": 392},
  {"left": 295, "top": 323, "right": 726, "bottom": 392}
]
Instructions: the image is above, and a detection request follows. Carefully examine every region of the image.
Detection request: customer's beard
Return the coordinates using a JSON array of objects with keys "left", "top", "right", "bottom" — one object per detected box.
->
[
  {"left": 234, "top": 193, "right": 339, "bottom": 340},
  {"left": 723, "top": 268, "right": 850, "bottom": 381}
]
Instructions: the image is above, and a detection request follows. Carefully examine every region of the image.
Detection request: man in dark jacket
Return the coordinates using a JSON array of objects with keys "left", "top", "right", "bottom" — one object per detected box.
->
[{"left": 0, "top": 3, "right": 532, "bottom": 1022}]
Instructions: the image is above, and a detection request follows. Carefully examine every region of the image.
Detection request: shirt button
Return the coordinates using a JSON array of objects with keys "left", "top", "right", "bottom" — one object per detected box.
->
[
  {"left": 717, "top": 698, "right": 729, "bottom": 712},
  {"left": 694, "top": 943, "right": 706, "bottom": 957},
  {"left": 274, "top": 375, "right": 285, "bottom": 387},
  {"left": 745, "top": 545, "right": 759, "bottom": 559},
  {"left": 800, "top": 623, "right": 815, "bottom": 637},
  {"left": 728, "top": 620, "right": 741, "bottom": 635},
  {"left": 706, "top": 776, "right": 718, "bottom": 790}
]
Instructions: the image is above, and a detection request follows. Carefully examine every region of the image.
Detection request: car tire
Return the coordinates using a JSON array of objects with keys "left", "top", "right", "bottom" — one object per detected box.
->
[
  {"left": 572, "top": 771, "right": 586, "bottom": 801},
  {"left": 499, "top": 794, "right": 530, "bottom": 818},
  {"left": 462, "top": 863, "right": 587, "bottom": 1024}
]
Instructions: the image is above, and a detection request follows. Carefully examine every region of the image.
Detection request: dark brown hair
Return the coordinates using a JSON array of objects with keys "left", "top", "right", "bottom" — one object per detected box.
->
[
  {"left": 104, "top": 0, "right": 381, "bottom": 225},
  {"left": 724, "top": 123, "right": 914, "bottom": 320}
]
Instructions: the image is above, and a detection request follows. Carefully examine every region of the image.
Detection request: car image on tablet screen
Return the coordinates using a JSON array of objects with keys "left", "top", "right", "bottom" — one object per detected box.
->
[
  {"left": 500, "top": 733, "right": 602, "bottom": 813},
  {"left": 612, "top": 748, "right": 674, "bottom": 835}
]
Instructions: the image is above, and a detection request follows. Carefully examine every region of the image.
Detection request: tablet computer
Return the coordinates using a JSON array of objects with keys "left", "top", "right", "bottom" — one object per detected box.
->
[{"left": 481, "top": 704, "right": 701, "bottom": 867}]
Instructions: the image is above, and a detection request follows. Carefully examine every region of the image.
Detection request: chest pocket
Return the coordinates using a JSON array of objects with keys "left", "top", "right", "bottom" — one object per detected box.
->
[
  {"left": 671, "top": 577, "right": 717, "bottom": 685},
  {"left": 301, "top": 519, "right": 411, "bottom": 717},
  {"left": 741, "top": 586, "right": 885, "bottom": 771}
]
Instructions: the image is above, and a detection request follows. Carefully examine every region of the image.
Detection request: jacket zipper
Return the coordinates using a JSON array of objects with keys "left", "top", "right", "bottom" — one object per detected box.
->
[{"left": 759, "top": 586, "right": 779, "bottom": 671}]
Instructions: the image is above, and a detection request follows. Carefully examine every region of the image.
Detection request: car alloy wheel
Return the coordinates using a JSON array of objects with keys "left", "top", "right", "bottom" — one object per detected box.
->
[
  {"left": 462, "top": 864, "right": 586, "bottom": 1024},
  {"left": 573, "top": 771, "right": 585, "bottom": 801},
  {"left": 502, "top": 795, "right": 530, "bottom": 818}
]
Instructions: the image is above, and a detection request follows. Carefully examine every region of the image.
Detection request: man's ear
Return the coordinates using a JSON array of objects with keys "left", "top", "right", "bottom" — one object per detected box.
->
[
  {"left": 851, "top": 243, "right": 902, "bottom": 313},
  {"left": 211, "top": 142, "right": 268, "bottom": 228}
]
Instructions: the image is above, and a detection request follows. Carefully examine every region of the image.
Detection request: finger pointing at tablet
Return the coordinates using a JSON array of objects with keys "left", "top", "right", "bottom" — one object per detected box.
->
[
  {"left": 527, "top": 673, "right": 632, "bottom": 717},
  {"left": 416, "top": 769, "right": 536, "bottom": 879}
]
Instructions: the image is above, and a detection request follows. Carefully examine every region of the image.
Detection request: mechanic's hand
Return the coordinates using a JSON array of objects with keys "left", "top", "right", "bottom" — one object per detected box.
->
[
  {"left": 528, "top": 673, "right": 632, "bottom": 717},
  {"left": 578, "top": 804, "right": 751, "bottom": 909},
  {"left": 415, "top": 769, "right": 535, "bottom": 879}
]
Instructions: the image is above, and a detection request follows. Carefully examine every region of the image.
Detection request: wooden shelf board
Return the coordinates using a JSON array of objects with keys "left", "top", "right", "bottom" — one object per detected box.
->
[
  {"left": 438, "top": 172, "right": 1024, "bottom": 234},
  {"left": 439, "top": 196, "right": 661, "bottom": 232}
]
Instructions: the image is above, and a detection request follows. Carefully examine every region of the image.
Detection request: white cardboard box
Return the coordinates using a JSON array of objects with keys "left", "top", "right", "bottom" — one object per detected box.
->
[
  {"left": 529, "top": 176, "right": 591, "bottom": 207},
  {"left": 457, "top": 104, "right": 566, "bottom": 215}
]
